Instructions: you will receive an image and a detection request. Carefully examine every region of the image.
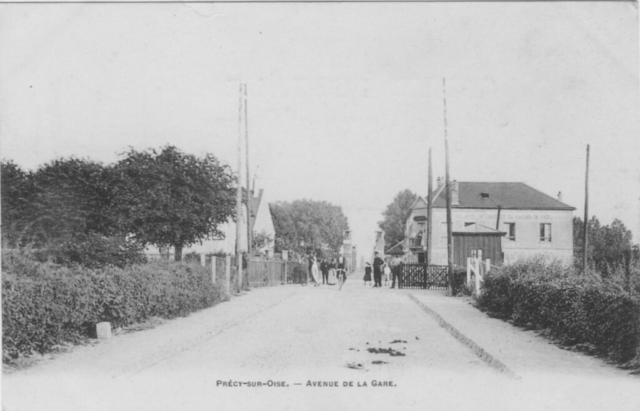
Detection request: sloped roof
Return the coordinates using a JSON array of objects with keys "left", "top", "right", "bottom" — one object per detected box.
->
[{"left": 431, "top": 182, "right": 575, "bottom": 210}]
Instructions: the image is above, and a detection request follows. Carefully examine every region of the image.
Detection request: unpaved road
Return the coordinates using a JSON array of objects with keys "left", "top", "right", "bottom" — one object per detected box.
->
[{"left": 3, "top": 279, "right": 640, "bottom": 411}]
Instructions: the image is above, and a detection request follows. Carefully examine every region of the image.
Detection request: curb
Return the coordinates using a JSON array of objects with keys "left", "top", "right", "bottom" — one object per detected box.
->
[{"left": 408, "top": 293, "right": 519, "bottom": 379}]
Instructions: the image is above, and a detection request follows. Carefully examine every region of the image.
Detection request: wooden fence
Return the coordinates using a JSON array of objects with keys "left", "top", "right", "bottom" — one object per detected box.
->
[{"left": 144, "top": 253, "right": 308, "bottom": 293}]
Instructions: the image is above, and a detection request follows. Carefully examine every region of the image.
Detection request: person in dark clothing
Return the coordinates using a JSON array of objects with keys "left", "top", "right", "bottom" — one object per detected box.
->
[
  {"left": 363, "top": 262, "right": 372, "bottom": 286},
  {"left": 390, "top": 256, "right": 403, "bottom": 288},
  {"left": 372, "top": 252, "right": 385, "bottom": 287},
  {"left": 320, "top": 259, "right": 329, "bottom": 284}
]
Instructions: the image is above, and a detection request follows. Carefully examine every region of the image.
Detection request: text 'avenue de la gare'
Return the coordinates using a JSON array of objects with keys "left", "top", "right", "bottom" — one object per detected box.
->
[{"left": 215, "top": 380, "right": 396, "bottom": 388}]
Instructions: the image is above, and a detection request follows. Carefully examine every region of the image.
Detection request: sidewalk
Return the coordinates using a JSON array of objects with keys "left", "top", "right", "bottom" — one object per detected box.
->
[{"left": 407, "top": 289, "right": 635, "bottom": 380}]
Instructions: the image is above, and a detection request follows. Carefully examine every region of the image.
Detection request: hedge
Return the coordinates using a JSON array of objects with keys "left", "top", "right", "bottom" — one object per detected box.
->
[
  {"left": 477, "top": 260, "right": 640, "bottom": 364},
  {"left": 2, "top": 258, "right": 226, "bottom": 363}
]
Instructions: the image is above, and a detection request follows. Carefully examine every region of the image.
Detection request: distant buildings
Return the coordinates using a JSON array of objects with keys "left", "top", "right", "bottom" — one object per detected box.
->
[
  {"left": 404, "top": 180, "right": 575, "bottom": 266},
  {"left": 152, "top": 186, "right": 276, "bottom": 257}
]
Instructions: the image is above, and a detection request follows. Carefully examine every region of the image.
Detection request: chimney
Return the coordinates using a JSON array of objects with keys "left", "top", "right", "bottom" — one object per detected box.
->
[
  {"left": 557, "top": 191, "right": 563, "bottom": 202},
  {"left": 452, "top": 180, "right": 459, "bottom": 206}
]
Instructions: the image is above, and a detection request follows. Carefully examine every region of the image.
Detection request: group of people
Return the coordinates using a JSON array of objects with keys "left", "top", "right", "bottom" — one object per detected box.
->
[
  {"left": 363, "top": 252, "right": 401, "bottom": 288},
  {"left": 307, "top": 253, "right": 347, "bottom": 287}
]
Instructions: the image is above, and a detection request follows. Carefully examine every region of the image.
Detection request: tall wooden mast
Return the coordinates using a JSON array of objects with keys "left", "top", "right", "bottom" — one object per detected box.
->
[
  {"left": 244, "top": 83, "right": 252, "bottom": 258},
  {"left": 583, "top": 144, "right": 590, "bottom": 274},
  {"left": 443, "top": 78, "right": 455, "bottom": 295},
  {"left": 235, "top": 83, "right": 243, "bottom": 289},
  {"left": 426, "top": 147, "right": 433, "bottom": 267}
]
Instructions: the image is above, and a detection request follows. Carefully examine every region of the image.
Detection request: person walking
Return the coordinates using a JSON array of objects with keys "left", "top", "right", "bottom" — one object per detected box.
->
[
  {"left": 372, "top": 251, "right": 385, "bottom": 288},
  {"left": 390, "top": 256, "right": 403, "bottom": 289},
  {"left": 363, "top": 262, "right": 372, "bottom": 286},
  {"left": 308, "top": 252, "right": 321, "bottom": 286},
  {"left": 383, "top": 263, "right": 391, "bottom": 287},
  {"left": 320, "top": 258, "right": 329, "bottom": 285},
  {"left": 328, "top": 258, "right": 337, "bottom": 285},
  {"left": 336, "top": 255, "right": 347, "bottom": 291}
]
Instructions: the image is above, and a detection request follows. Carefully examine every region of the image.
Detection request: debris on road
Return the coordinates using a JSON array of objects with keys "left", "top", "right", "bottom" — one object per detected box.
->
[{"left": 367, "top": 347, "right": 406, "bottom": 357}]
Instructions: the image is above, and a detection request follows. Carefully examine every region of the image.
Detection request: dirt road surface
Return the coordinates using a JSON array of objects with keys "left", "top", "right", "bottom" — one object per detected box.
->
[{"left": 3, "top": 279, "right": 640, "bottom": 411}]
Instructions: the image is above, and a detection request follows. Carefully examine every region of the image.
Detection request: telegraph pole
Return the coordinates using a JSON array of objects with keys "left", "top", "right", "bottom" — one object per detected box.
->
[
  {"left": 443, "top": 79, "right": 455, "bottom": 295},
  {"left": 244, "top": 83, "right": 253, "bottom": 259},
  {"left": 583, "top": 144, "right": 590, "bottom": 274},
  {"left": 236, "top": 83, "right": 243, "bottom": 290},
  {"left": 426, "top": 147, "right": 433, "bottom": 267}
]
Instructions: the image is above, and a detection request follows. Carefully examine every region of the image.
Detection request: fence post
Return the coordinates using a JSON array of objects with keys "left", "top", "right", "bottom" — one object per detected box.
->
[
  {"left": 225, "top": 255, "right": 231, "bottom": 296},
  {"left": 200, "top": 253, "right": 206, "bottom": 267},
  {"left": 466, "top": 257, "right": 471, "bottom": 286},
  {"left": 475, "top": 258, "right": 481, "bottom": 296},
  {"left": 486, "top": 259, "right": 490, "bottom": 273},
  {"left": 212, "top": 256, "right": 216, "bottom": 284},
  {"left": 284, "top": 261, "right": 288, "bottom": 285}
]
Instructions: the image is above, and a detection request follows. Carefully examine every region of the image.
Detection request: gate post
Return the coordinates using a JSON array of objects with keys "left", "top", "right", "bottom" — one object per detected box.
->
[
  {"left": 212, "top": 256, "right": 217, "bottom": 284},
  {"left": 475, "top": 258, "right": 481, "bottom": 297},
  {"left": 225, "top": 255, "right": 231, "bottom": 296},
  {"left": 283, "top": 261, "right": 287, "bottom": 285},
  {"left": 466, "top": 257, "right": 471, "bottom": 287},
  {"left": 423, "top": 264, "right": 428, "bottom": 289}
]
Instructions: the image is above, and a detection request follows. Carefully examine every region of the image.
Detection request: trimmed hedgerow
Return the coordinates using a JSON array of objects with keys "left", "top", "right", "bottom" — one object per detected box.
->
[
  {"left": 477, "top": 258, "right": 640, "bottom": 364},
  {"left": 2, "top": 257, "right": 225, "bottom": 363}
]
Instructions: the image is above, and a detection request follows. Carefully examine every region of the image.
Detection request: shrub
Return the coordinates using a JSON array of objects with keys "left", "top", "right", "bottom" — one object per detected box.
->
[
  {"left": 451, "top": 269, "right": 467, "bottom": 295},
  {"left": 477, "top": 257, "right": 640, "bottom": 364},
  {"left": 2, "top": 258, "right": 225, "bottom": 363},
  {"left": 39, "top": 234, "right": 147, "bottom": 269}
]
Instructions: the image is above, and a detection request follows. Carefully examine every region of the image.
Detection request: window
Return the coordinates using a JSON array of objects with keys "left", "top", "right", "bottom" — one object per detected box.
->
[
  {"left": 505, "top": 222, "right": 516, "bottom": 241},
  {"left": 540, "top": 223, "right": 552, "bottom": 242},
  {"left": 464, "top": 222, "right": 474, "bottom": 227}
]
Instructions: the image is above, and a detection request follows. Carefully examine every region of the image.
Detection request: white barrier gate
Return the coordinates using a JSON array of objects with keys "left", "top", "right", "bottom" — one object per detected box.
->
[{"left": 466, "top": 250, "right": 491, "bottom": 297}]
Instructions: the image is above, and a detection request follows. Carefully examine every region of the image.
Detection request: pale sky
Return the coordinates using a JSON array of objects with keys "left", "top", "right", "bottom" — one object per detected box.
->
[{"left": 1, "top": 2, "right": 638, "bottom": 257}]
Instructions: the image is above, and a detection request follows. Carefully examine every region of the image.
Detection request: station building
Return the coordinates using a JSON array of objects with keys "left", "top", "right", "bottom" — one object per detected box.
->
[{"left": 404, "top": 181, "right": 575, "bottom": 266}]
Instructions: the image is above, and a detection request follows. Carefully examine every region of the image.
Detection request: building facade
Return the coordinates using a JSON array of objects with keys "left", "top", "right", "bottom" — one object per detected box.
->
[{"left": 405, "top": 181, "right": 575, "bottom": 266}]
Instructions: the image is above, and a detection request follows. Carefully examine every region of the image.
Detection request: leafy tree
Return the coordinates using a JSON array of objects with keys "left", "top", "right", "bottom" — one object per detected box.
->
[
  {"left": 269, "top": 200, "right": 349, "bottom": 255},
  {"left": 1, "top": 158, "right": 116, "bottom": 247},
  {"left": 111, "top": 146, "right": 236, "bottom": 261},
  {"left": 1, "top": 161, "right": 37, "bottom": 246},
  {"left": 252, "top": 229, "right": 273, "bottom": 253},
  {"left": 573, "top": 216, "right": 635, "bottom": 275},
  {"left": 378, "top": 189, "right": 418, "bottom": 251},
  {"left": 33, "top": 158, "right": 117, "bottom": 242}
]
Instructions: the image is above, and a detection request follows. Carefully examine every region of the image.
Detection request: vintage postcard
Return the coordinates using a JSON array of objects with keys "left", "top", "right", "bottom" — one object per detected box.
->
[{"left": 1, "top": 1, "right": 639, "bottom": 410}]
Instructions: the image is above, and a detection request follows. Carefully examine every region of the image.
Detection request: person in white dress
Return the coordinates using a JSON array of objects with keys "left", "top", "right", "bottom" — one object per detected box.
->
[{"left": 310, "top": 254, "right": 321, "bottom": 286}]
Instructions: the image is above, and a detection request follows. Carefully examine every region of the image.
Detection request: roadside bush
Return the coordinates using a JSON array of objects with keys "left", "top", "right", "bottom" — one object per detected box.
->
[
  {"left": 39, "top": 234, "right": 147, "bottom": 268},
  {"left": 477, "top": 257, "right": 640, "bottom": 364},
  {"left": 2, "top": 258, "right": 225, "bottom": 363},
  {"left": 451, "top": 269, "right": 467, "bottom": 295}
]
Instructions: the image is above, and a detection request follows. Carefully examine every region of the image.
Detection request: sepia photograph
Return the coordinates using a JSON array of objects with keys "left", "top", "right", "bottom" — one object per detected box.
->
[{"left": 1, "top": 1, "right": 639, "bottom": 410}]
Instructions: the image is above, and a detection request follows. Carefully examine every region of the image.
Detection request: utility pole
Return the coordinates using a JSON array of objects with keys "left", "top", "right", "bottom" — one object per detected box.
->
[
  {"left": 583, "top": 144, "right": 590, "bottom": 274},
  {"left": 426, "top": 147, "right": 433, "bottom": 267},
  {"left": 443, "top": 78, "right": 455, "bottom": 296},
  {"left": 236, "top": 83, "right": 243, "bottom": 290},
  {"left": 244, "top": 83, "right": 253, "bottom": 259}
]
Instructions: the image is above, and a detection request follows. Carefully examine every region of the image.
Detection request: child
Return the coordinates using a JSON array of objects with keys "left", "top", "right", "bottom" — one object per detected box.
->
[
  {"left": 363, "top": 262, "right": 372, "bottom": 286},
  {"left": 383, "top": 264, "right": 391, "bottom": 287}
]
